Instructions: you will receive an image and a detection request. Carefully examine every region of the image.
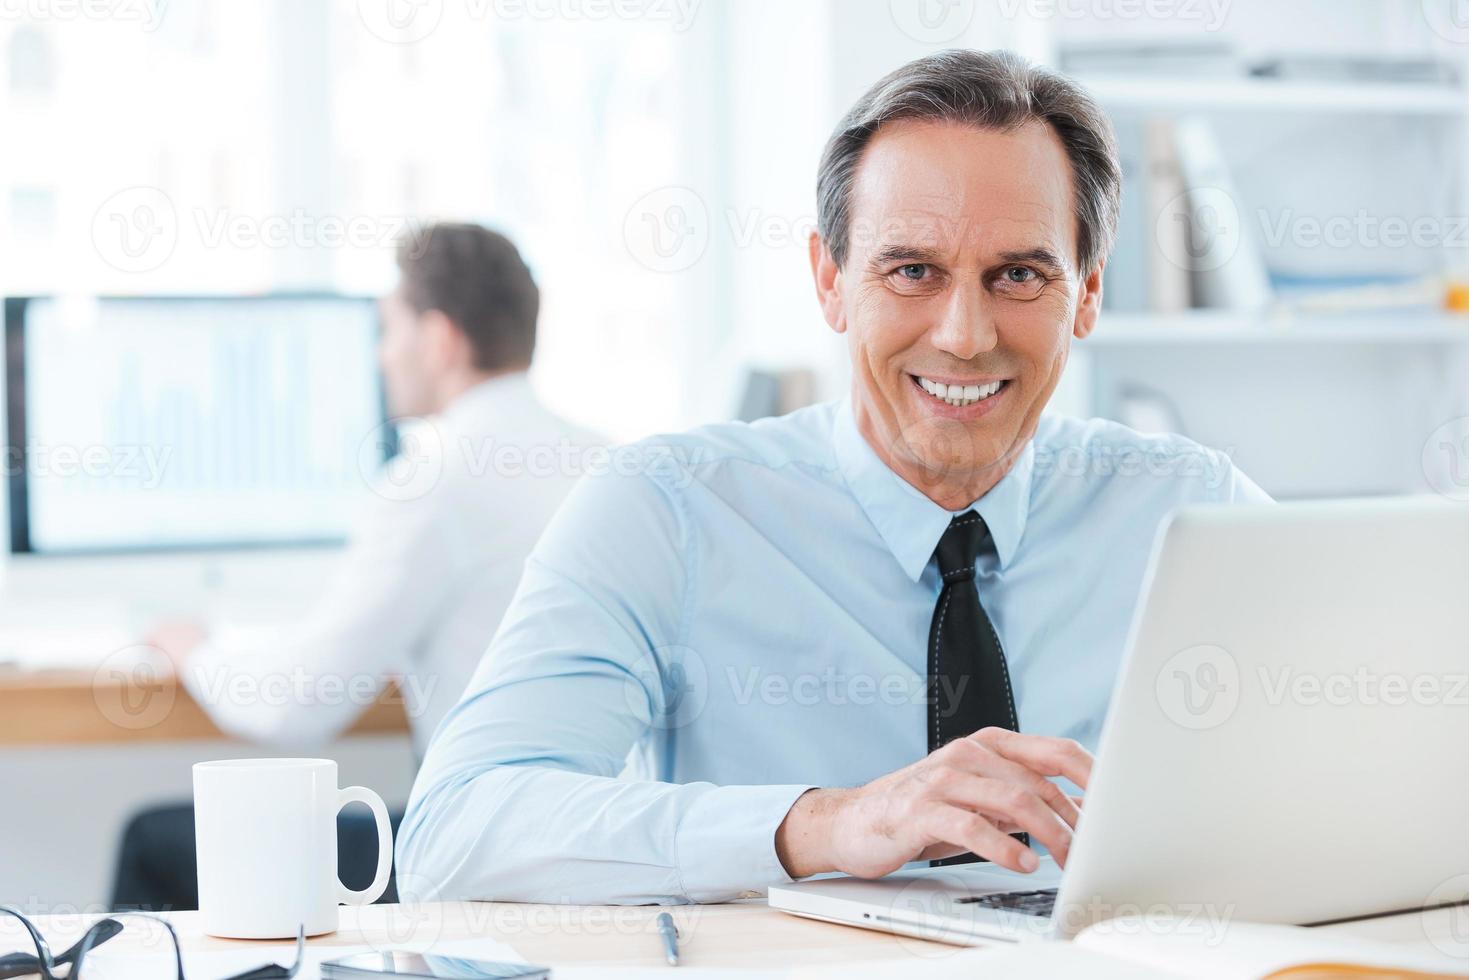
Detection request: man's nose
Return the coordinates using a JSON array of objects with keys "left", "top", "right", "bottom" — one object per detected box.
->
[{"left": 928, "top": 279, "right": 998, "bottom": 361}]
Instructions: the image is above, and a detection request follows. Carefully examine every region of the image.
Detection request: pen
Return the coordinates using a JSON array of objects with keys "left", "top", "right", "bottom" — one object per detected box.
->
[{"left": 656, "top": 911, "right": 680, "bottom": 966}]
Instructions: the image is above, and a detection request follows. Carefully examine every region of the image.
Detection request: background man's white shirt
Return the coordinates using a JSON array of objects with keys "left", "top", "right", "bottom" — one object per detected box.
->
[{"left": 182, "top": 372, "right": 603, "bottom": 755}]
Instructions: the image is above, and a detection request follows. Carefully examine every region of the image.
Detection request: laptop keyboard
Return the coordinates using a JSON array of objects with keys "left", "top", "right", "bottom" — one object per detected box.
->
[{"left": 955, "top": 887, "right": 1058, "bottom": 917}]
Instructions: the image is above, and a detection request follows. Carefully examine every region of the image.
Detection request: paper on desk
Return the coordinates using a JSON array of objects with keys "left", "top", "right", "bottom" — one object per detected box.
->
[
  {"left": 556, "top": 970, "right": 794, "bottom": 979},
  {"left": 1077, "top": 918, "right": 1469, "bottom": 979},
  {"left": 83, "top": 936, "right": 526, "bottom": 980},
  {"left": 790, "top": 916, "right": 1469, "bottom": 980},
  {"left": 790, "top": 943, "right": 1173, "bottom": 980}
]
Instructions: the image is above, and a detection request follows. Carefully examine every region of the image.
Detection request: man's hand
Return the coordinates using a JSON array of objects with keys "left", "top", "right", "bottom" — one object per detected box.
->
[
  {"left": 775, "top": 728, "right": 1093, "bottom": 880},
  {"left": 144, "top": 619, "right": 209, "bottom": 673}
]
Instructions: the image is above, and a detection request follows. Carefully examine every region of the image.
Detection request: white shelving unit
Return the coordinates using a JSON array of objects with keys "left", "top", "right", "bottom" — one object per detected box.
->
[
  {"left": 1078, "top": 75, "right": 1466, "bottom": 117},
  {"left": 1044, "top": 12, "right": 1469, "bottom": 500},
  {"left": 1087, "top": 311, "right": 1469, "bottom": 346}
]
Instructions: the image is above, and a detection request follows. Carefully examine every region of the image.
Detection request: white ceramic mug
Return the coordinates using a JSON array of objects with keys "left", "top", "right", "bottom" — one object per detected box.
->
[{"left": 193, "top": 758, "right": 392, "bottom": 938}]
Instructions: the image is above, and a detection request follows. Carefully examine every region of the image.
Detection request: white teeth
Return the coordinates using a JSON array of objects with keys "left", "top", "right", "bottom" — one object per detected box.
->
[{"left": 916, "top": 376, "right": 1005, "bottom": 407}]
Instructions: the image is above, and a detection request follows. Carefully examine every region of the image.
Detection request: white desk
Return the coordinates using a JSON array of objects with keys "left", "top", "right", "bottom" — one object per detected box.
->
[{"left": 3, "top": 900, "right": 1465, "bottom": 975}]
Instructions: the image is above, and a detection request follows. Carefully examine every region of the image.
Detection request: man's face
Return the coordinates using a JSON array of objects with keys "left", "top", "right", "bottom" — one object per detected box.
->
[
  {"left": 814, "top": 119, "right": 1102, "bottom": 503},
  {"left": 377, "top": 286, "right": 435, "bottom": 419}
]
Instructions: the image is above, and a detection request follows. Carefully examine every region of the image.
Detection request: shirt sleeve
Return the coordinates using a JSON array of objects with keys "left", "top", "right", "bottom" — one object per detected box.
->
[
  {"left": 180, "top": 479, "right": 457, "bottom": 747},
  {"left": 1223, "top": 461, "right": 1273, "bottom": 504},
  {"left": 395, "top": 459, "right": 813, "bottom": 905}
]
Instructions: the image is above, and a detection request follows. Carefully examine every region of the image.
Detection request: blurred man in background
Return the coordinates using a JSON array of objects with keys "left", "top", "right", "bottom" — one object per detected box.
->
[{"left": 112, "top": 222, "right": 603, "bottom": 909}]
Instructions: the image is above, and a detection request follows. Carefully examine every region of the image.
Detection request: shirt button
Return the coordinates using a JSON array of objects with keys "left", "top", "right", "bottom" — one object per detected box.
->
[{"left": 739, "top": 890, "right": 761, "bottom": 899}]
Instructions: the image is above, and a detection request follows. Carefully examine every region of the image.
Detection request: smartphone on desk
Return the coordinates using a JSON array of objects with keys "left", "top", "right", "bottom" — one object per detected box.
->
[{"left": 320, "top": 951, "right": 549, "bottom": 979}]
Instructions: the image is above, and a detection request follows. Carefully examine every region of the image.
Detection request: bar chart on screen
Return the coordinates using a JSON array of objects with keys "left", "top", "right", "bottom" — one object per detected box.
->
[{"left": 12, "top": 295, "right": 384, "bottom": 553}]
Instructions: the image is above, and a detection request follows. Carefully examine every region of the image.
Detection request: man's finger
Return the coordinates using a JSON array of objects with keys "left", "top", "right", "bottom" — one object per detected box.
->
[
  {"left": 942, "top": 746, "right": 1082, "bottom": 830},
  {"left": 920, "top": 805, "right": 1039, "bottom": 874},
  {"left": 929, "top": 772, "right": 1074, "bottom": 867},
  {"left": 943, "top": 735, "right": 1082, "bottom": 829},
  {"left": 972, "top": 728, "right": 1093, "bottom": 791}
]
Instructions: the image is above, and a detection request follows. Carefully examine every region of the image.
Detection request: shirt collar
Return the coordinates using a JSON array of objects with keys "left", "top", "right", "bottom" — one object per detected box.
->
[
  {"left": 832, "top": 395, "right": 1035, "bottom": 582},
  {"left": 442, "top": 370, "right": 535, "bottom": 425}
]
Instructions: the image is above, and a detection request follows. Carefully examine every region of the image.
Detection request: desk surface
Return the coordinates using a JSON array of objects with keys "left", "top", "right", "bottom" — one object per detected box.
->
[
  {"left": 3, "top": 900, "right": 1464, "bottom": 973},
  {"left": 0, "top": 669, "right": 408, "bottom": 746}
]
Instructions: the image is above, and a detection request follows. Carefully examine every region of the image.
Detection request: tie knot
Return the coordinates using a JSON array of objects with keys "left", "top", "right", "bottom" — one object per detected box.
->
[{"left": 935, "top": 511, "right": 991, "bottom": 582}]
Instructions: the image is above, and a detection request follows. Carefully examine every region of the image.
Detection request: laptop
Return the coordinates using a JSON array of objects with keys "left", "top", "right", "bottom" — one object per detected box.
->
[{"left": 769, "top": 497, "right": 1469, "bottom": 944}]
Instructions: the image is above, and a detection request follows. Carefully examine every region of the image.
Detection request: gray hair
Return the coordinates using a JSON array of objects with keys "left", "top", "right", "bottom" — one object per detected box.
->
[{"left": 816, "top": 49, "right": 1121, "bottom": 276}]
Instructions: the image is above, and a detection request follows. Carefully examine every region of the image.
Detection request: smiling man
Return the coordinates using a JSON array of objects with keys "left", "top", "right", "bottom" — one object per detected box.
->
[{"left": 396, "top": 49, "right": 1268, "bottom": 905}]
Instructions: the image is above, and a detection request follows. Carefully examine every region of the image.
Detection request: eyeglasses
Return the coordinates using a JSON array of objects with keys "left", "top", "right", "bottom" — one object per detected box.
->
[{"left": 0, "top": 906, "right": 303, "bottom": 980}]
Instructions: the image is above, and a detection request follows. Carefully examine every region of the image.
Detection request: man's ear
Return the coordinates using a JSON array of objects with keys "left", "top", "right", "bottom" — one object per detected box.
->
[
  {"left": 1072, "top": 259, "right": 1105, "bottom": 341},
  {"left": 808, "top": 231, "right": 847, "bottom": 335},
  {"left": 420, "top": 308, "right": 467, "bottom": 369}
]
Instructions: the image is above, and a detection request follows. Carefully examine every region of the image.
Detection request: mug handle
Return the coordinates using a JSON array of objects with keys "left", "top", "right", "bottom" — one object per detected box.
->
[{"left": 336, "top": 785, "right": 393, "bottom": 906}]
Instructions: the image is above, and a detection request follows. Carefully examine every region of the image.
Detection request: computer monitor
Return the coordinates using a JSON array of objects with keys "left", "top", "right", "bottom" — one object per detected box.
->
[{"left": 4, "top": 295, "right": 387, "bottom": 554}]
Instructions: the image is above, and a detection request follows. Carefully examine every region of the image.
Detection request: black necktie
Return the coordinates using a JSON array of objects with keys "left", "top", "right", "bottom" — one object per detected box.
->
[{"left": 928, "top": 510, "right": 1024, "bottom": 866}]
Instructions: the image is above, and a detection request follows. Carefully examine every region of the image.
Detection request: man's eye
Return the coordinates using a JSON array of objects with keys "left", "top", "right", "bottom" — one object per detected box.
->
[
  {"left": 895, "top": 263, "right": 928, "bottom": 281},
  {"left": 997, "top": 266, "right": 1048, "bottom": 296}
]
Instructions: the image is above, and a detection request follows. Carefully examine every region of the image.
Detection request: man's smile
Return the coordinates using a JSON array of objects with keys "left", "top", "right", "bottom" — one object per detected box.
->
[{"left": 909, "top": 373, "right": 1012, "bottom": 418}]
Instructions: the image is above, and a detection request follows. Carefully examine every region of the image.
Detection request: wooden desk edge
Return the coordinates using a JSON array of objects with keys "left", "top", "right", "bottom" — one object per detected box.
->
[{"left": 0, "top": 670, "right": 408, "bottom": 745}]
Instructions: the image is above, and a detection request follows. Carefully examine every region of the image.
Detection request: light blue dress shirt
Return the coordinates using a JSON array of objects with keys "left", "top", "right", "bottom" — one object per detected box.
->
[{"left": 396, "top": 398, "right": 1269, "bottom": 905}]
